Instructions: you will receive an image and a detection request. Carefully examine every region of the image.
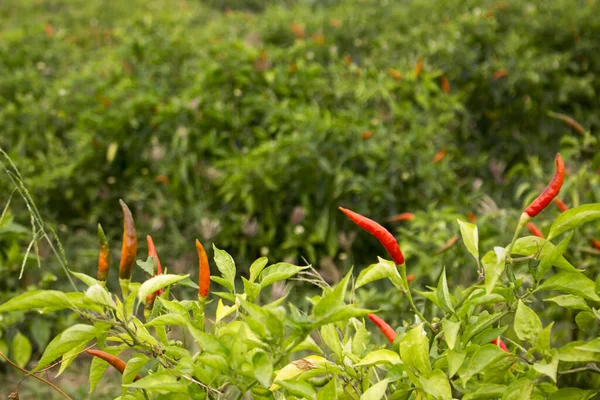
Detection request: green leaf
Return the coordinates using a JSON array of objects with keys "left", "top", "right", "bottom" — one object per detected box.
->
[
  {"left": 186, "top": 323, "right": 230, "bottom": 357},
  {"left": 317, "top": 379, "right": 337, "bottom": 400},
  {"left": 56, "top": 342, "right": 87, "bottom": 377},
  {"left": 482, "top": 248, "right": 505, "bottom": 294},
  {"left": 146, "top": 313, "right": 189, "bottom": 327},
  {"left": 35, "top": 324, "right": 96, "bottom": 371},
  {"left": 122, "top": 355, "right": 149, "bottom": 385},
  {"left": 0, "top": 339, "right": 8, "bottom": 363},
  {"left": 447, "top": 349, "right": 465, "bottom": 378},
  {"left": 533, "top": 349, "right": 559, "bottom": 383},
  {"left": 355, "top": 258, "right": 403, "bottom": 290},
  {"left": 536, "top": 272, "right": 600, "bottom": 301},
  {"left": 458, "top": 344, "right": 507, "bottom": 386},
  {"left": 537, "top": 231, "right": 573, "bottom": 280},
  {"left": 534, "top": 322, "right": 553, "bottom": 355},
  {"left": 420, "top": 369, "right": 451, "bottom": 400},
  {"left": 212, "top": 245, "right": 236, "bottom": 293},
  {"left": 356, "top": 350, "right": 402, "bottom": 366},
  {"left": 137, "top": 274, "right": 189, "bottom": 302},
  {"left": 502, "top": 378, "right": 534, "bottom": 400},
  {"left": 437, "top": 267, "right": 455, "bottom": 313},
  {"left": 242, "top": 277, "right": 261, "bottom": 302},
  {"left": 136, "top": 256, "right": 157, "bottom": 275},
  {"left": 548, "top": 388, "right": 597, "bottom": 400},
  {"left": 312, "top": 270, "right": 351, "bottom": 319},
  {"left": 259, "top": 262, "right": 308, "bottom": 288},
  {"left": 0, "top": 290, "right": 71, "bottom": 313},
  {"left": 125, "top": 370, "right": 189, "bottom": 393},
  {"left": 463, "top": 384, "right": 507, "bottom": 400},
  {"left": 548, "top": 204, "right": 600, "bottom": 240},
  {"left": 277, "top": 379, "right": 317, "bottom": 399},
  {"left": 216, "top": 299, "right": 240, "bottom": 323},
  {"left": 514, "top": 300, "right": 542, "bottom": 343},
  {"left": 69, "top": 270, "right": 99, "bottom": 287},
  {"left": 360, "top": 379, "right": 389, "bottom": 400},
  {"left": 463, "top": 312, "right": 503, "bottom": 343},
  {"left": 321, "top": 324, "right": 342, "bottom": 358},
  {"left": 574, "top": 338, "right": 600, "bottom": 353},
  {"left": 399, "top": 323, "right": 430, "bottom": 375},
  {"left": 12, "top": 331, "right": 32, "bottom": 368},
  {"left": 457, "top": 219, "right": 478, "bottom": 260},
  {"left": 559, "top": 341, "right": 600, "bottom": 362},
  {"left": 85, "top": 284, "right": 117, "bottom": 309},
  {"left": 544, "top": 294, "right": 590, "bottom": 311},
  {"left": 575, "top": 311, "right": 596, "bottom": 332},
  {"left": 249, "top": 257, "right": 269, "bottom": 283},
  {"left": 441, "top": 319, "right": 460, "bottom": 350},
  {"left": 511, "top": 237, "right": 577, "bottom": 272},
  {"left": 252, "top": 351, "right": 273, "bottom": 388}
]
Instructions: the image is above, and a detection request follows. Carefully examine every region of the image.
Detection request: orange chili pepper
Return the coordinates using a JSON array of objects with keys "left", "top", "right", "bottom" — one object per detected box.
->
[
  {"left": 144, "top": 236, "right": 163, "bottom": 317},
  {"left": 433, "top": 148, "right": 446, "bottom": 163},
  {"left": 414, "top": 57, "right": 423, "bottom": 77},
  {"left": 339, "top": 207, "right": 405, "bottom": 265},
  {"left": 118, "top": 200, "right": 137, "bottom": 295},
  {"left": 387, "top": 67, "right": 402, "bottom": 81},
  {"left": 196, "top": 240, "right": 211, "bottom": 300},
  {"left": 97, "top": 224, "right": 110, "bottom": 285},
  {"left": 591, "top": 238, "right": 600, "bottom": 251},
  {"left": 86, "top": 350, "right": 141, "bottom": 381},
  {"left": 441, "top": 75, "right": 450, "bottom": 94},
  {"left": 467, "top": 211, "right": 477, "bottom": 223}
]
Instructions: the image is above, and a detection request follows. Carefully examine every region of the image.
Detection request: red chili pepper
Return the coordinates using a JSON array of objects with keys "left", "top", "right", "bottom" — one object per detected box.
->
[
  {"left": 97, "top": 224, "right": 110, "bottom": 284},
  {"left": 490, "top": 337, "right": 509, "bottom": 353},
  {"left": 591, "top": 238, "right": 600, "bottom": 251},
  {"left": 553, "top": 198, "right": 568, "bottom": 212},
  {"left": 145, "top": 235, "right": 163, "bottom": 316},
  {"left": 467, "top": 211, "right": 477, "bottom": 223},
  {"left": 441, "top": 75, "right": 450, "bottom": 94},
  {"left": 367, "top": 314, "right": 397, "bottom": 344},
  {"left": 525, "top": 222, "right": 544, "bottom": 238},
  {"left": 339, "top": 207, "right": 405, "bottom": 265},
  {"left": 435, "top": 234, "right": 460, "bottom": 254},
  {"left": 386, "top": 212, "right": 415, "bottom": 223},
  {"left": 118, "top": 200, "right": 137, "bottom": 294},
  {"left": 406, "top": 274, "right": 416, "bottom": 282},
  {"left": 524, "top": 154, "right": 565, "bottom": 218},
  {"left": 196, "top": 239, "right": 210, "bottom": 300},
  {"left": 86, "top": 350, "right": 141, "bottom": 381}
]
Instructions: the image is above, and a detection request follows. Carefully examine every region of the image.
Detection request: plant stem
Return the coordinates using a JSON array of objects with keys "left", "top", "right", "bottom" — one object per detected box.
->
[{"left": 0, "top": 351, "right": 72, "bottom": 400}]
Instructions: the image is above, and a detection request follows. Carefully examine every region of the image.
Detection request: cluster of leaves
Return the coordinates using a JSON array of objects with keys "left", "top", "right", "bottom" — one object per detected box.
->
[
  {"left": 2, "top": 180, "right": 600, "bottom": 399},
  {"left": 1, "top": 0, "right": 599, "bottom": 272}
]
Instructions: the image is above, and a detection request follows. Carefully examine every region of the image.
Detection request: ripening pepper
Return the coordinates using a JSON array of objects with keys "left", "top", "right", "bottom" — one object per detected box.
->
[
  {"left": 118, "top": 200, "right": 137, "bottom": 296},
  {"left": 196, "top": 239, "right": 210, "bottom": 301},
  {"left": 97, "top": 224, "right": 110, "bottom": 285},
  {"left": 491, "top": 337, "right": 509, "bottom": 353},
  {"left": 86, "top": 350, "right": 141, "bottom": 381},
  {"left": 144, "top": 235, "right": 163, "bottom": 318}
]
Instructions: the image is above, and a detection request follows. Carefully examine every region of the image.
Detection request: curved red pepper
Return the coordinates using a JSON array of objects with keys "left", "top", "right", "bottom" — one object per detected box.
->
[
  {"left": 368, "top": 314, "right": 397, "bottom": 344},
  {"left": 339, "top": 207, "right": 405, "bottom": 265},
  {"left": 553, "top": 198, "right": 568, "bottom": 212},
  {"left": 524, "top": 154, "right": 565, "bottom": 218},
  {"left": 491, "top": 337, "right": 509, "bottom": 353}
]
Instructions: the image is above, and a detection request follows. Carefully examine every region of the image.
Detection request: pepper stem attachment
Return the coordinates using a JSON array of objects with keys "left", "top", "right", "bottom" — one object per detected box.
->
[{"left": 119, "top": 278, "right": 130, "bottom": 298}]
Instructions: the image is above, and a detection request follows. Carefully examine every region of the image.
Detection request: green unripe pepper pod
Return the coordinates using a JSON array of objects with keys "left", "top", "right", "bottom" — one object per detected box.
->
[
  {"left": 118, "top": 199, "right": 137, "bottom": 296},
  {"left": 97, "top": 224, "right": 110, "bottom": 286}
]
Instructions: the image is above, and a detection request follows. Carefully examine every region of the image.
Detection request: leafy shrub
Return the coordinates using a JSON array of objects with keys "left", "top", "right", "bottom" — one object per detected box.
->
[{"left": 3, "top": 154, "right": 600, "bottom": 399}]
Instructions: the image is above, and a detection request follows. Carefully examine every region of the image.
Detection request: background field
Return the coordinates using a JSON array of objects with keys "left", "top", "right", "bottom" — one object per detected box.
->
[{"left": 1, "top": 0, "right": 600, "bottom": 396}]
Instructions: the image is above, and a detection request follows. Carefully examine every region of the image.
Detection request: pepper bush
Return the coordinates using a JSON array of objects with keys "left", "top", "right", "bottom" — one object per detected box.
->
[{"left": 2, "top": 156, "right": 600, "bottom": 399}]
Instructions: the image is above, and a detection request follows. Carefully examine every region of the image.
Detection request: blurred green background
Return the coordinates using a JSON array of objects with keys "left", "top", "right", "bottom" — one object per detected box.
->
[{"left": 1, "top": 0, "right": 600, "bottom": 396}]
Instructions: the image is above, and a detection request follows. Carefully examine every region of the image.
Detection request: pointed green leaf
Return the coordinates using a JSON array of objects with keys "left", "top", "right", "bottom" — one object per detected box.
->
[
  {"left": 317, "top": 379, "right": 337, "bottom": 400},
  {"left": 356, "top": 350, "right": 402, "bottom": 366},
  {"left": 259, "top": 263, "right": 309, "bottom": 288},
  {"left": 249, "top": 257, "right": 269, "bottom": 283},
  {"left": 35, "top": 324, "right": 96, "bottom": 371},
  {"left": 502, "top": 378, "right": 533, "bottom": 400},
  {"left": 420, "top": 369, "right": 451, "bottom": 400},
  {"left": 544, "top": 295, "right": 590, "bottom": 311},
  {"left": 442, "top": 319, "right": 460, "bottom": 350},
  {"left": 536, "top": 272, "right": 600, "bottom": 301},
  {"left": 252, "top": 351, "right": 273, "bottom": 388},
  {"left": 482, "top": 248, "right": 505, "bottom": 294},
  {"left": 85, "top": 284, "right": 117, "bottom": 309},
  {"left": 399, "top": 324, "right": 430, "bottom": 375},
  {"left": 437, "top": 267, "right": 455, "bottom": 313},
  {"left": 0, "top": 290, "right": 71, "bottom": 313},
  {"left": 356, "top": 258, "right": 403, "bottom": 290},
  {"left": 12, "top": 331, "right": 32, "bottom": 368},
  {"left": 137, "top": 274, "right": 189, "bottom": 302},
  {"left": 212, "top": 245, "right": 236, "bottom": 293},
  {"left": 360, "top": 379, "right": 389, "bottom": 400},
  {"left": 514, "top": 300, "right": 542, "bottom": 343},
  {"left": 548, "top": 204, "right": 600, "bottom": 240},
  {"left": 457, "top": 219, "right": 478, "bottom": 260},
  {"left": 277, "top": 379, "right": 317, "bottom": 399},
  {"left": 533, "top": 349, "right": 559, "bottom": 382}
]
